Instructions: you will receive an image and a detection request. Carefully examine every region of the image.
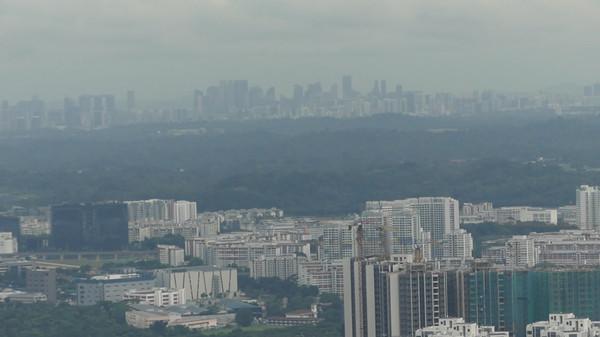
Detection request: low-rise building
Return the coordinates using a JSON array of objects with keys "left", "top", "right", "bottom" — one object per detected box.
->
[
  {"left": 125, "top": 304, "right": 218, "bottom": 330},
  {"left": 77, "top": 273, "right": 156, "bottom": 305},
  {"left": 416, "top": 317, "right": 509, "bottom": 337},
  {"left": 124, "top": 288, "right": 185, "bottom": 306},
  {"left": 527, "top": 314, "right": 600, "bottom": 337},
  {"left": 155, "top": 266, "right": 238, "bottom": 300},
  {"left": 496, "top": 207, "right": 557, "bottom": 225},
  {"left": 0, "top": 288, "right": 47, "bottom": 303}
]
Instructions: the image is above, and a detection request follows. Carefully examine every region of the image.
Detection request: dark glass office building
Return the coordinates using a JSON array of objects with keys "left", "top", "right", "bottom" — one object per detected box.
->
[{"left": 50, "top": 202, "right": 128, "bottom": 251}]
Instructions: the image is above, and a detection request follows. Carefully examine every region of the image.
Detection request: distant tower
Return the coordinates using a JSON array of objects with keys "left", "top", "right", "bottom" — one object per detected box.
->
[
  {"left": 127, "top": 90, "right": 136, "bottom": 113},
  {"left": 342, "top": 75, "right": 353, "bottom": 100},
  {"left": 193, "top": 89, "right": 204, "bottom": 119}
]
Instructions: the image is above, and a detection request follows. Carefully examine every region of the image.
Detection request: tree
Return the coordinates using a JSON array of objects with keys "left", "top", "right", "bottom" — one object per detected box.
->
[
  {"left": 150, "top": 320, "right": 167, "bottom": 335},
  {"left": 235, "top": 308, "right": 254, "bottom": 327}
]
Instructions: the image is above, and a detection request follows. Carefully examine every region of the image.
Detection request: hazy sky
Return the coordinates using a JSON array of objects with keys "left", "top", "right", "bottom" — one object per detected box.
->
[{"left": 1, "top": 0, "right": 600, "bottom": 100}]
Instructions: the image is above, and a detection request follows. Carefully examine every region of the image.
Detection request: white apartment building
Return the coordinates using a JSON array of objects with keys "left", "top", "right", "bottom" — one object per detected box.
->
[
  {"left": 558, "top": 205, "right": 578, "bottom": 226},
  {"left": 129, "top": 219, "right": 220, "bottom": 243},
  {"left": 124, "top": 288, "right": 186, "bottom": 306},
  {"left": 158, "top": 245, "right": 185, "bottom": 267},
  {"left": 527, "top": 314, "right": 600, "bottom": 337},
  {"left": 249, "top": 255, "right": 304, "bottom": 280},
  {"left": 185, "top": 236, "right": 311, "bottom": 268},
  {"left": 416, "top": 318, "right": 509, "bottom": 337},
  {"left": 320, "top": 221, "right": 357, "bottom": 261},
  {"left": 365, "top": 197, "right": 460, "bottom": 259},
  {"left": 460, "top": 202, "right": 496, "bottom": 224},
  {"left": 442, "top": 229, "right": 473, "bottom": 260},
  {"left": 126, "top": 199, "right": 197, "bottom": 224},
  {"left": 505, "top": 235, "right": 536, "bottom": 268},
  {"left": 576, "top": 185, "right": 600, "bottom": 230},
  {"left": 495, "top": 207, "right": 557, "bottom": 225},
  {"left": 297, "top": 260, "right": 344, "bottom": 297},
  {"left": 173, "top": 201, "right": 198, "bottom": 223},
  {"left": 0, "top": 232, "right": 18, "bottom": 255}
]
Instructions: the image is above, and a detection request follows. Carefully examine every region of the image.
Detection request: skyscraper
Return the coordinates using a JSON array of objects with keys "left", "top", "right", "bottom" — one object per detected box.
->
[
  {"left": 344, "top": 258, "right": 448, "bottom": 337},
  {"left": 342, "top": 75, "right": 354, "bottom": 100},
  {"left": 576, "top": 185, "right": 600, "bottom": 230},
  {"left": 127, "top": 90, "right": 136, "bottom": 113}
]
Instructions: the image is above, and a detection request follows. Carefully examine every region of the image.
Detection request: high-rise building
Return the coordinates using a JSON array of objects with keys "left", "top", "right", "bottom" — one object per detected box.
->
[
  {"left": 127, "top": 90, "right": 136, "bottom": 113},
  {"left": 50, "top": 202, "right": 128, "bottom": 251},
  {"left": 442, "top": 229, "right": 473, "bottom": 260},
  {"left": 342, "top": 75, "right": 354, "bottom": 100},
  {"left": 173, "top": 200, "right": 197, "bottom": 223},
  {"left": 344, "top": 258, "right": 448, "bottom": 337},
  {"left": 387, "top": 207, "right": 423, "bottom": 256},
  {"left": 366, "top": 197, "right": 460, "bottom": 258},
  {"left": 25, "top": 267, "right": 57, "bottom": 303},
  {"left": 193, "top": 89, "right": 203, "bottom": 118},
  {"left": 505, "top": 236, "right": 536, "bottom": 268},
  {"left": 321, "top": 222, "right": 357, "bottom": 261},
  {"left": 360, "top": 209, "right": 386, "bottom": 257},
  {"left": 576, "top": 185, "right": 600, "bottom": 230}
]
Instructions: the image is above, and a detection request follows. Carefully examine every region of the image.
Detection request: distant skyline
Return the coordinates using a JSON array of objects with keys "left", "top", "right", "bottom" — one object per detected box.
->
[{"left": 1, "top": 0, "right": 600, "bottom": 100}]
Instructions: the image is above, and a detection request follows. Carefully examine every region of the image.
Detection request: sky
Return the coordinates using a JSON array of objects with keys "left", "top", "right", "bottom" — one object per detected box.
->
[{"left": 1, "top": 0, "right": 600, "bottom": 101}]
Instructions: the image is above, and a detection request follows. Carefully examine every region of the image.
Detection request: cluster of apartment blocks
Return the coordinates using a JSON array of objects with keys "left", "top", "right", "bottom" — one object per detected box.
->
[
  {"left": 460, "top": 184, "right": 600, "bottom": 227},
  {"left": 343, "top": 257, "right": 600, "bottom": 337},
  {"left": 179, "top": 197, "right": 474, "bottom": 297}
]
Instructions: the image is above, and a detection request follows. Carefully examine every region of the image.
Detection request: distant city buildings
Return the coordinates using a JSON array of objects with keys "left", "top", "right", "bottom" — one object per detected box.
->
[{"left": 7, "top": 76, "right": 600, "bottom": 133}]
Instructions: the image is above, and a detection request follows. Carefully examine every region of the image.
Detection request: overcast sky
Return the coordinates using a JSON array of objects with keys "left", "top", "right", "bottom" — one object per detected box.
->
[{"left": 1, "top": 0, "right": 599, "bottom": 101}]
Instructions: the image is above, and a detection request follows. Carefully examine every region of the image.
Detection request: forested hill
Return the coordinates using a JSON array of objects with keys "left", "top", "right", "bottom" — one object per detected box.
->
[{"left": 1, "top": 114, "right": 600, "bottom": 215}]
